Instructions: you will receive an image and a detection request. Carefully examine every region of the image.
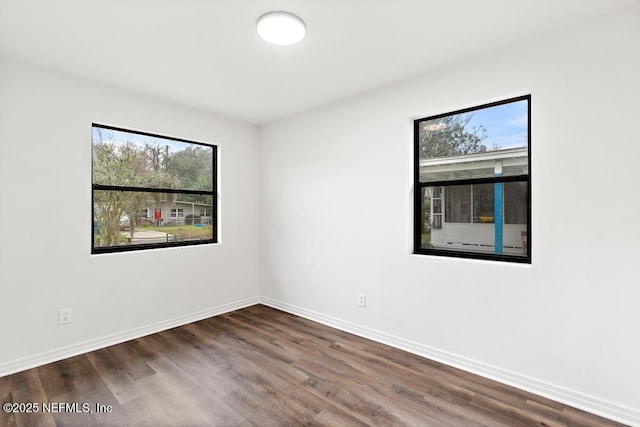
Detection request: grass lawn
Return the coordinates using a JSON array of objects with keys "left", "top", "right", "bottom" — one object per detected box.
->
[{"left": 140, "top": 225, "right": 213, "bottom": 239}]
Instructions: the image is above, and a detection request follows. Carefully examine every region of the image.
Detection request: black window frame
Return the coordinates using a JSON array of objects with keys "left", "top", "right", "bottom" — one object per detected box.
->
[
  {"left": 413, "top": 95, "right": 531, "bottom": 263},
  {"left": 91, "top": 123, "right": 218, "bottom": 254}
]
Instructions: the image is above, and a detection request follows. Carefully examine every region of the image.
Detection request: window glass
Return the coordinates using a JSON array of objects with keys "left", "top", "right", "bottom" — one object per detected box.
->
[
  {"left": 445, "top": 185, "right": 471, "bottom": 223},
  {"left": 504, "top": 181, "right": 527, "bottom": 225},
  {"left": 414, "top": 96, "right": 530, "bottom": 262},
  {"left": 92, "top": 124, "right": 217, "bottom": 253},
  {"left": 93, "top": 190, "right": 214, "bottom": 249},
  {"left": 473, "top": 184, "right": 494, "bottom": 223},
  {"left": 92, "top": 127, "right": 213, "bottom": 191},
  {"left": 417, "top": 99, "right": 528, "bottom": 183},
  {"left": 418, "top": 185, "right": 527, "bottom": 257},
  {"left": 170, "top": 208, "right": 185, "bottom": 218}
]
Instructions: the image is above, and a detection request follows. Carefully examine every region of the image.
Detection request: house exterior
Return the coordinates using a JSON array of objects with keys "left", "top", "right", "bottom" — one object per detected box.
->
[
  {"left": 140, "top": 200, "right": 214, "bottom": 226},
  {"left": 420, "top": 147, "right": 528, "bottom": 256}
]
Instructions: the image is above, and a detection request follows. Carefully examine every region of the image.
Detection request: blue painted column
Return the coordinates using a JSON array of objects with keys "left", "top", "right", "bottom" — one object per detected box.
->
[{"left": 494, "top": 162, "right": 503, "bottom": 254}]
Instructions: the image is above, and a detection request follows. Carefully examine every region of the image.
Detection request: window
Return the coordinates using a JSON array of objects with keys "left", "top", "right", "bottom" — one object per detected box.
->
[
  {"left": 92, "top": 124, "right": 217, "bottom": 253},
  {"left": 414, "top": 96, "right": 530, "bottom": 262},
  {"left": 170, "top": 208, "right": 184, "bottom": 218}
]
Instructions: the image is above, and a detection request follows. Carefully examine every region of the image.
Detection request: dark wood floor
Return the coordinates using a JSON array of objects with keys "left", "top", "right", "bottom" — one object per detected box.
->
[{"left": 0, "top": 305, "right": 626, "bottom": 426}]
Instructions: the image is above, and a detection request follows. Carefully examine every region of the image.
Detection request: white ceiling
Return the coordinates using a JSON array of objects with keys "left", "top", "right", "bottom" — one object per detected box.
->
[{"left": 1, "top": 0, "right": 638, "bottom": 124}]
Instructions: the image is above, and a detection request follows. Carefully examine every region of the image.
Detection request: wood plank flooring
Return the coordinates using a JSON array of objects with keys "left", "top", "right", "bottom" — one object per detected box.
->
[{"left": 0, "top": 305, "right": 627, "bottom": 426}]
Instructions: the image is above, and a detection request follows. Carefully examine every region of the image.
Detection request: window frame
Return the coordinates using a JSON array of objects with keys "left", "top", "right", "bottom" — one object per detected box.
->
[
  {"left": 413, "top": 95, "right": 531, "bottom": 263},
  {"left": 170, "top": 208, "right": 185, "bottom": 218},
  {"left": 91, "top": 123, "right": 218, "bottom": 254}
]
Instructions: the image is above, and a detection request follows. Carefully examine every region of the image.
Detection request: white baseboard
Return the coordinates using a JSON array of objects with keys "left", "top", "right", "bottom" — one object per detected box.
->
[
  {"left": 260, "top": 297, "right": 639, "bottom": 427},
  {"left": 0, "top": 296, "right": 261, "bottom": 378}
]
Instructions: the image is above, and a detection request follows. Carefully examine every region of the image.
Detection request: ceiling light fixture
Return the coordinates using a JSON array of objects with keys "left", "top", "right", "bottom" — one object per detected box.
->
[{"left": 257, "top": 11, "right": 306, "bottom": 45}]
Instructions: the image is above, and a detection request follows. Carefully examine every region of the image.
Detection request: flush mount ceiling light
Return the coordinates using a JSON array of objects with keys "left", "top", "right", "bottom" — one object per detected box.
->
[{"left": 257, "top": 11, "right": 306, "bottom": 45}]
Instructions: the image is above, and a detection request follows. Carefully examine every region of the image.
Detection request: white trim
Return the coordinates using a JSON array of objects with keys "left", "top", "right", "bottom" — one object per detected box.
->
[
  {"left": 419, "top": 146, "right": 527, "bottom": 167},
  {"left": 260, "top": 297, "right": 640, "bottom": 427},
  {"left": 0, "top": 296, "right": 260, "bottom": 377}
]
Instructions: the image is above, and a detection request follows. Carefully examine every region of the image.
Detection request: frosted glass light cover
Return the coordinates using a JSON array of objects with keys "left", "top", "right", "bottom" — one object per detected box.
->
[{"left": 257, "top": 11, "right": 306, "bottom": 45}]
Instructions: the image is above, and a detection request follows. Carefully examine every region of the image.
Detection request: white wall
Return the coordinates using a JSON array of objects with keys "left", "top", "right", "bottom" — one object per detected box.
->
[
  {"left": 260, "top": 5, "right": 640, "bottom": 424},
  {"left": 0, "top": 57, "right": 261, "bottom": 372}
]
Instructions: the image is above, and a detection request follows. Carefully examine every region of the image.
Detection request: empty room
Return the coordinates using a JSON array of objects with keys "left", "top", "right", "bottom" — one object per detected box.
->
[{"left": 1, "top": 0, "right": 639, "bottom": 425}]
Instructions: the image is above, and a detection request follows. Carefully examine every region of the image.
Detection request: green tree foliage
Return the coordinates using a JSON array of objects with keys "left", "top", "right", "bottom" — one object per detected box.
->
[
  {"left": 143, "top": 144, "right": 179, "bottom": 217},
  {"left": 93, "top": 131, "right": 146, "bottom": 246},
  {"left": 418, "top": 113, "right": 488, "bottom": 159},
  {"left": 166, "top": 146, "right": 213, "bottom": 204}
]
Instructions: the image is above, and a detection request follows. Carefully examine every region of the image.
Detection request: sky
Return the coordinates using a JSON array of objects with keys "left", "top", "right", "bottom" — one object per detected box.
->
[{"left": 465, "top": 99, "right": 528, "bottom": 150}]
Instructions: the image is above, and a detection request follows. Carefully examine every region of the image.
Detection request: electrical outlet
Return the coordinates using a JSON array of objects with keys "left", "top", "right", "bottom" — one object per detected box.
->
[
  {"left": 58, "top": 308, "right": 71, "bottom": 325},
  {"left": 358, "top": 293, "right": 366, "bottom": 308}
]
